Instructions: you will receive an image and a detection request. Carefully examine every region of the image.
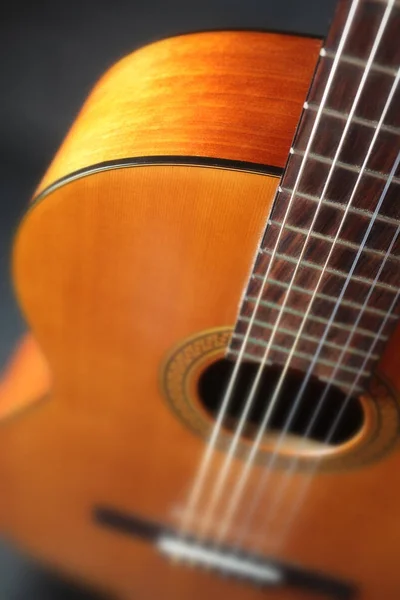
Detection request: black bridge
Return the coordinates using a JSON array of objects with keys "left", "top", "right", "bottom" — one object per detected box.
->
[{"left": 93, "top": 506, "right": 356, "bottom": 599}]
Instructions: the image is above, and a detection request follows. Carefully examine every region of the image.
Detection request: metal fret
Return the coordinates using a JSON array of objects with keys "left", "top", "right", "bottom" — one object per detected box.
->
[
  {"left": 258, "top": 249, "right": 399, "bottom": 294},
  {"left": 290, "top": 148, "right": 400, "bottom": 184},
  {"left": 233, "top": 327, "right": 370, "bottom": 376},
  {"left": 317, "top": 375, "right": 363, "bottom": 395},
  {"left": 246, "top": 279, "right": 398, "bottom": 319},
  {"left": 245, "top": 287, "right": 389, "bottom": 340},
  {"left": 279, "top": 186, "right": 400, "bottom": 228},
  {"left": 322, "top": 48, "right": 398, "bottom": 77},
  {"left": 305, "top": 102, "right": 400, "bottom": 136},
  {"left": 232, "top": 0, "right": 400, "bottom": 387},
  {"left": 229, "top": 344, "right": 364, "bottom": 395},
  {"left": 268, "top": 218, "right": 400, "bottom": 263},
  {"left": 237, "top": 310, "right": 380, "bottom": 359}
]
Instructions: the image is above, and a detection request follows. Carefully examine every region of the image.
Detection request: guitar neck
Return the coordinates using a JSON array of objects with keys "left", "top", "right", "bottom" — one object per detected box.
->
[{"left": 228, "top": 0, "right": 400, "bottom": 395}]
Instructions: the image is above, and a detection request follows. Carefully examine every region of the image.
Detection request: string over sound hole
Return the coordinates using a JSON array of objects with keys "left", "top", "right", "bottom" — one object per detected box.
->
[{"left": 198, "top": 359, "right": 364, "bottom": 446}]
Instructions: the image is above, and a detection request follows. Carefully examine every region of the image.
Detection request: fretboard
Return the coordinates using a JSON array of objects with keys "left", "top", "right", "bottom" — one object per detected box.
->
[{"left": 227, "top": 0, "right": 400, "bottom": 395}]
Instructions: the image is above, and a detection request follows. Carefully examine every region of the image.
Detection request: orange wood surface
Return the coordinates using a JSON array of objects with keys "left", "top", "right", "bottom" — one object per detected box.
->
[
  {"left": 0, "top": 334, "right": 50, "bottom": 420},
  {"left": 2, "top": 162, "right": 400, "bottom": 600},
  {"left": 36, "top": 30, "right": 321, "bottom": 195},
  {"left": 2, "top": 29, "right": 400, "bottom": 600}
]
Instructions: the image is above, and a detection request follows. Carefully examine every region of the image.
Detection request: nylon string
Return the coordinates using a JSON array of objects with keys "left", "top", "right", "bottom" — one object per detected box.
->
[
  {"left": 276, "top": 249, "right": 400, "bottom": 552},
  {"left": 198, "top": 0, "right": 396, "bottom": 545},
  {"left": 178, "top": 0, "right": 362, "bottom": 538},
  {"left": 236, "top": 145, "right": 400, "bottom": 551},
  {"left": 262, "top": 164, "right": 400, "bottom": 550}
]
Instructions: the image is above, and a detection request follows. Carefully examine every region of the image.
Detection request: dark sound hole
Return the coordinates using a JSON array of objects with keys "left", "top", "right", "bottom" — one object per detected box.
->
[{"left": 198, "top": 359, "right": 364, "bottom": 446}]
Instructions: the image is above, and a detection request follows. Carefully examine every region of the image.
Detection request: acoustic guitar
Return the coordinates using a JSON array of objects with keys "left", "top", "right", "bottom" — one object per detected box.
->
[{"left": 1, "top": 0, "right": 399, "bottom": 598}]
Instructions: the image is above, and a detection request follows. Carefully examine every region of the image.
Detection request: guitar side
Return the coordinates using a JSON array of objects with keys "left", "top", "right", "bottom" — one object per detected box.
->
[{"left": 2, "top": 30, "right": 400, "bottom": 600}]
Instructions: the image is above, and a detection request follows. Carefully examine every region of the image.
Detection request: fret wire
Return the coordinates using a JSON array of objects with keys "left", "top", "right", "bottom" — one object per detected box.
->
[
  {"left": 305, "top": 102, "right": 400, "bottom": 136},
  {"left": 322, "top": 49, "right": 398, "bottom": 77},
  {"left": 280, "top": 185, "right": 400, "bottom": 228},
  {"left": 236, "top": 316, "right": 380, "bottom": 359},
  {"left": 318, "top": 374, "right": 363, "bottom": 394},
  {"left": 247, "top": 279, "right": 398, "bottom": 319},
  {"left": 231, "top": 2, "right": 399, "bottom": 418},
  {"left": 228, "top": 346, "right": 364, "bottom": 395},
  {"left": 232, "top": 326, "right": 370, "bottom": 375},
  {"left": 258, "top": 249, "right": 399, "bottom": 293},
  {"left": 290, "top": 148, "right": 400, "bottom": 184},
  {"left": 268, "top": 218, "right": 400, "bottom": 263},
  {"left": 245, "top": 288, "right": 389, "bottom": 339}
]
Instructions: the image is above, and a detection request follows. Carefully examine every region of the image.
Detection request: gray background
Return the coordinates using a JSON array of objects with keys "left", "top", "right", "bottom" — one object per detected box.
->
[{"left": 0, "top": 0, "right": 336, "bottom": 597}]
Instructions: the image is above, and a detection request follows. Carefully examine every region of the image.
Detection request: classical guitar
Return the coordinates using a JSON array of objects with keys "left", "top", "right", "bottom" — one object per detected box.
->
[{"left": 1, "top": 0, "right": 399, "bottom": 598}]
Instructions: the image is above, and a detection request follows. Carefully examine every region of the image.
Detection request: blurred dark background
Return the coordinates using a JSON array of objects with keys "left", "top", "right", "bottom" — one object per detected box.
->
[{"left": 0, "top": 1, "right": 336, "bottom": 597}]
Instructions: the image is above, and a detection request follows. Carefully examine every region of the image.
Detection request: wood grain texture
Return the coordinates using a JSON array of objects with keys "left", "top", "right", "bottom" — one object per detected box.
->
[
  {"left": 2, "top": 165, "right": 283, "bottom": 600},
  {"left": 2, "top": 162, "right": 400, "bottom": 600},
  {"left": 327, "top": 0, "right": 400, "bottom": 68},
  {"left": 35, "top": 30, "right": 321, "bottom": 195},
  {"left": 228, "top": 0, "right": 400, "bottom": 392},
  {"left": 2, "top": 26, "right": 400, "bottom": 600}
]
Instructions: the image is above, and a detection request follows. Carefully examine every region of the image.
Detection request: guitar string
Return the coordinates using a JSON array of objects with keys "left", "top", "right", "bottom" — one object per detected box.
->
[
  {"left": 177, "top": 0, "right": 361, "bottom": 538},
  {"left": 262, "top": 183, "right": 400, "bottom": 552},
  {"left": 196, "top": 0, "right": 395, "bottom": 544},
  {"left": 235, "top": 144, "right": 400, "bottom": 551},
  {"left": 185, "top": 0, "right": 365, "bottom": 540}
]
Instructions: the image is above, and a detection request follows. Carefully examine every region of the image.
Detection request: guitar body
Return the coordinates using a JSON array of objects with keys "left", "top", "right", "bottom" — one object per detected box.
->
[{"left": 1, "top": 30, "right": 400, "bottom": 600}]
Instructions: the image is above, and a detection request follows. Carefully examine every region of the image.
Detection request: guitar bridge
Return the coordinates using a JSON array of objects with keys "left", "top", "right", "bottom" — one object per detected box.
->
[{"left": 94, "top": 505, "right": 356, "bottom": 599}]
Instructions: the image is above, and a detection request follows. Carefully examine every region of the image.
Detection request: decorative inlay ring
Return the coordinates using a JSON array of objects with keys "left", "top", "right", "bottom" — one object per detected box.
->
[{"left": 160, "top": 327, "right": 400, "bottom": 472}]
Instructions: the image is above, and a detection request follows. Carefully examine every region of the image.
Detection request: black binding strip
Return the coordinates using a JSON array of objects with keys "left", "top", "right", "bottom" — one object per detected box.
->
[
  {"left": 94, "top": 505, "right": 356, "bottom": 600},
  {"left": 32, "top": 155, "right": 283, "bottom": 206}
]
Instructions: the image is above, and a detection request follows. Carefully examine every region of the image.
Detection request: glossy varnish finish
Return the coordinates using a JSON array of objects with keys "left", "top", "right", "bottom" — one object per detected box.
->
[
  {"left": 229, "top": 0, "right": 400, "bottom": 393},
  {"left": 6, "top": 162, "right": 400, "bottom": 600},
  {"left": 35, "top": 30, "right": 320, "bottom": 195},
  {"left": 1, "top": 25, "right": 400, "bottom": 600},
  {"left": 0, "top": 30, "right": 319, "bottom": 599}
]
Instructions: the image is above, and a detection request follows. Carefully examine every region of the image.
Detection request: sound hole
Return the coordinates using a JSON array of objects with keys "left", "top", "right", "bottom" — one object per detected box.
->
[{"left": 198, "top": 359, "right": 364, "bottom": 446}]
